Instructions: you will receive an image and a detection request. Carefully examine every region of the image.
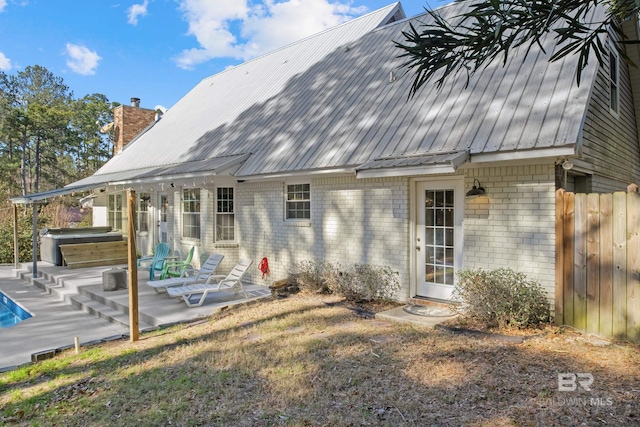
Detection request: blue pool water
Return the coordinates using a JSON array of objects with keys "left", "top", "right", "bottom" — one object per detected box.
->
[{"left": 0, "top": 291, "right": 31, "bottom": 328}]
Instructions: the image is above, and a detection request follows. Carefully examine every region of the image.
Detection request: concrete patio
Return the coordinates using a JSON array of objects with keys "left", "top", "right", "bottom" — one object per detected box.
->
[{"left": 0, "top": 263, "right": 271, "bottom": 371}]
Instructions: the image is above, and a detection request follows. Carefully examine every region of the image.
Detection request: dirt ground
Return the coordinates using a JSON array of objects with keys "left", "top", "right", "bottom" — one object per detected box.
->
[{"left": 1, "top": 295, "right": 639, "bottom": 426}]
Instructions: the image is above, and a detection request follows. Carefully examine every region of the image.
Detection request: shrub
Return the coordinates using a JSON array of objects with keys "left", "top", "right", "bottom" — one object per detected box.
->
[
  {"left": 0, "top": 208, "right": 43, "bottom": 264},
  {"left": 291, "top": 259, "right": 400, "bottom": 303},
  {"left": 327, "top": 263, "right": 400, "bottom": 303},
  {"left": 453, "top": 268, "right": 550, "bottom": 329},
  {"left": 290, "top": 259, "right": 334, "bottom": 293}
]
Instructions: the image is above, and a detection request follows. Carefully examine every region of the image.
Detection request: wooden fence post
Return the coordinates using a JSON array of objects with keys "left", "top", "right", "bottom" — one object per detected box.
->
[
  {"left": 586, "top": 193, "right": 600, "bottom": 335},
  {"left": 573, "top": 193, "right": 587, "bottom": 331},
  {"left": 612, "top": 192, "right": 627, "bottom": 339},
  {"left": 626, "top": 191, "right": 640, "bottom": 342},
  {"left": 599, "top": 193, "right": 614, "bottom": 338},
  {"left": 555, "top": 189, "right": 565, "bottom": 325},
  {"left": 563, "top": 191, "right": 575, "bottom": 327}
]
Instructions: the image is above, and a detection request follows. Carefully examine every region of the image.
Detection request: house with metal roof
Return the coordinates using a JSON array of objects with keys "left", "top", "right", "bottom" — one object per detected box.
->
[{"left": 13, "top": 1, "right": 640, "bottom": 303}]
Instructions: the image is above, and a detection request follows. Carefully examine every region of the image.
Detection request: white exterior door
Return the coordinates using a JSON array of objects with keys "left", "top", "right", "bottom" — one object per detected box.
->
[
  {"left": 157, "top": 193, "right": 168, "bottom": 243},
  {"left": 415, "top": 179, "right": 464, "bottom": 300}
]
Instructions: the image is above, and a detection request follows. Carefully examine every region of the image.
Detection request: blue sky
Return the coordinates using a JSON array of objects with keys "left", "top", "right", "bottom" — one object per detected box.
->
[{"left": 0, "top": 0, "right": 429, "bottom": 111}]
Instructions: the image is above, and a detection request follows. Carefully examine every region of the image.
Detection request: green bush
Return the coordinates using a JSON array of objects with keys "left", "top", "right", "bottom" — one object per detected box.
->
[
  {"left": 291, "top": 259, "right": 400, "bottom": 303},
  {"left": 453, "top": 268, "right": 551, "bottom": 329},
  {"left": 0, "top": 210, "right": 40, "bottom": 264}
]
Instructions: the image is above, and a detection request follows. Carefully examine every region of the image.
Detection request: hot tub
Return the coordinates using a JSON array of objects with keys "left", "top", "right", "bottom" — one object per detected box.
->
[{"left": 40, "top": 227, "right": 124, "bottom": 266}]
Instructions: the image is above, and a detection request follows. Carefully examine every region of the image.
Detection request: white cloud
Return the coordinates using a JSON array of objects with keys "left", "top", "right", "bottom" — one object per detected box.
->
[
  {"left": 0, "top": 52, "right": 11, "bottom": 70},
  {"left": 127, "top": 0, "right": 149, "bottom": 25},
  {"left": 0, "top": 0, "right": 6, "bottom": 13},
  {"left": 65, "top": 43, "right": 102, "bottom": 75},
  {"left": 174, "top": 0, "right": 367, "bottom": 70}
]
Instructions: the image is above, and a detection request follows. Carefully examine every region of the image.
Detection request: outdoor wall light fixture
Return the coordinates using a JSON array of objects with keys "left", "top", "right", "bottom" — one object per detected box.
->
[
  {"left": 170, "top": 182, "right": 175, "bottom": 188},
  {"left": 466, "top": 179, "right": 486, "bottom": 197}
]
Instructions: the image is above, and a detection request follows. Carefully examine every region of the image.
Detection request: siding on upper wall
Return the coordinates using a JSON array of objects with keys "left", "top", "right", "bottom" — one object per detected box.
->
[
  {"left": 622, "top": 18, "right": 640, "bottom": 148},
  {"left": 580, "top": 36, "right": 640, "bottom": 190}
]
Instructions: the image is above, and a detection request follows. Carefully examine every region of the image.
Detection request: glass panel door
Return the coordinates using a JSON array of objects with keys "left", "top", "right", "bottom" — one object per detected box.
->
[
  {"left": 416, "top": 179, "right": 463, "bottom": 300},
  {"left": 157, "top": 193, "right": 168, "bottom": 243}
]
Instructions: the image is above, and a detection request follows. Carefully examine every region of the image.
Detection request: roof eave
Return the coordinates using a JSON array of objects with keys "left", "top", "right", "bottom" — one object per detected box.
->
[{"left": 469, "top": 146, "right": 577, "bottom": 164}]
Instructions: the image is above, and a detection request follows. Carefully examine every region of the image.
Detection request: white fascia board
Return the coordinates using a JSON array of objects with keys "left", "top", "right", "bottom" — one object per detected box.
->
[
  {"left": 236, "top": 167, "right": 356, "bottom": 182},
  {"left": 469, "top": 146, "right": 576, "bottom": 164},
  {"left": 356, "top": 164, "right": 457, "bottom": 179},
  {"left": 10, "top": 183, "right": 105, "bottom": 204},
  {"left": 109, "top": 171, "right": 217, "bottom": 187}
]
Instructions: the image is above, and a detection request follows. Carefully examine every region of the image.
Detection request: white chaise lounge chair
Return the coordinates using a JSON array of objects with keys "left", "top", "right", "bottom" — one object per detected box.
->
[
  {"left": 146, "top": 253, "right": 225, "bottom": 293},
  {"left": 167, "top": 258, "right": 253, "bottom": 307}
]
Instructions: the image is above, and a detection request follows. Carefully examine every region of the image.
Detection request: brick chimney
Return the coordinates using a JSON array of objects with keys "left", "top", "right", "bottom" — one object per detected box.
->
[{"left": 112, "top": 97, "right": 156, "bottom": 155}]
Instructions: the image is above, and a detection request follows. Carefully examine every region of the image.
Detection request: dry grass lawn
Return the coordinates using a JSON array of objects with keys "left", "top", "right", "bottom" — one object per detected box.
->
[{"left": 1, "top": 295, "right": 639, "bottom": 426}]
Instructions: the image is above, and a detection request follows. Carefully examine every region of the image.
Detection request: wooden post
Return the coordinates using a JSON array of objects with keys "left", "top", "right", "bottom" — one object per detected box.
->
[
  {"left": 599, "top": 193, "right": 614, "bottom": 338},
  {"left": 586, "top": 193, "right": 600, "bottom": 335},
  {"left": 562, "top": 191, "right": 575, "bottom": 327},
  {"left": 626, "top": 191, "right": 640, "bottom": 342},
  {"left": 555, "top": 189, "right": 565, "bottom": 325},
  {"left": 127, "top": 190, "right": 139, "bottom": 342},
  {"left": 13, "top": 204, "right": 19, "bottom": 270},
  {"left": 612, "top": 192, "right": 627, "bottom": 339},
  {"left": 573, "top": 193, "right": 587, "bottom": 331}
]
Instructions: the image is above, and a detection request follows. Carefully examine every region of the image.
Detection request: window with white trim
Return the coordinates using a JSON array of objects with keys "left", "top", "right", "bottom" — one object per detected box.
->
[
  {"left": 138, "top": 193, "right": 149, "bottom": 233},
  {"left": 286, "top": 183, "right": 310, "bottom": 220},
  {"left": 182, "top": 188, "right": 201, "bottom": 239},
  {"left": 108, "top": 194, "right": 123, "bottom": 231},
  {"left": 609, "top": 47, "right": 620, "bottom": 116},
  {"left": 216, "top": 187, "right": 235, "bottom": 241}
]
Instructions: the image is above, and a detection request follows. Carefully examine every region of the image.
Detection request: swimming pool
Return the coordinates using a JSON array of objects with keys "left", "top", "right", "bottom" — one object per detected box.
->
[{"left": 0, "top": 291, "right": 32, "bottom": 328}]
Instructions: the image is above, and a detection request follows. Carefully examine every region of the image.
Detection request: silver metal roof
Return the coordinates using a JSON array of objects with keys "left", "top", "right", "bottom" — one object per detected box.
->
[
  {"left": 70, "top": 154, "right": 249, "bottom": 186},
  {"left": 39, "top": 1, "right": 603, "bottom": 198},
  {"left": 9, "top": 183, "right": 106, "bottom": 204},
  {"left": 94, "top": 3, "right": 405, "bottom": 178},
  {"left": 356, "top": 150, "right": 469, "bottom": 177}
]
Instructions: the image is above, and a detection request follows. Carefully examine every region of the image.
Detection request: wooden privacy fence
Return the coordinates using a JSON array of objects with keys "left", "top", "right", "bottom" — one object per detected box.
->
[{"left": 555, "top": 188, "right": 640, "bottom": 342}]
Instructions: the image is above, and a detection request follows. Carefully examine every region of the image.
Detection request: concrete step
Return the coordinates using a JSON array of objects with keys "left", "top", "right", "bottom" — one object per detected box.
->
[
  {"left": 69, "top": 294, "right": 154, "bottom": 331},
  {"left": 16, "top": 266, "right": 156, "bottom": 332},
  {"left": 75, "top": 285, "right": 160, "bottom": 327}
]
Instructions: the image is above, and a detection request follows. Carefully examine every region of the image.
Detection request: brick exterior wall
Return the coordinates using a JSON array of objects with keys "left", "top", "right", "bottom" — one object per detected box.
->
[
  {"left": 463, "top": 163, "right": 557, "bottom": 298},
  {"left": 96, "top": 162, "right": 557, "bottom": 301},
  {"left": 113, "top": 105, "right": 156, "bottom": 154},
  {"left": 233, "top": 177, "right": 411, "bottom": 292}
]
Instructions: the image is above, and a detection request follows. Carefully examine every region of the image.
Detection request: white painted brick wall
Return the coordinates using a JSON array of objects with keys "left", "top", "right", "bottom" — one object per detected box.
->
[
  {"left": 464, "top": 163, "right": 556, "bottom": 298},
  {"left": 236, "top": 177, "right": 410, "bottom": 293},
  {"left": 128, "top": 162, "right": 557, "bottom": 302}
]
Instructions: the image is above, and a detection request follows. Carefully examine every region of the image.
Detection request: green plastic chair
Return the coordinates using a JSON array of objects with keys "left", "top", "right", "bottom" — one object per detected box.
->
[
  {"left": 160, "top": 246, "right": 195, "bottom": 280},
  {"left": 137, "top": 242, "right": 171, "bottom": 281}
]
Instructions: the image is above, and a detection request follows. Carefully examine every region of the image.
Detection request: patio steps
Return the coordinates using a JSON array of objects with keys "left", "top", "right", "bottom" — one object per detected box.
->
[{"left": 17, "top": 267, "right": 156, "bottom": 332}]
